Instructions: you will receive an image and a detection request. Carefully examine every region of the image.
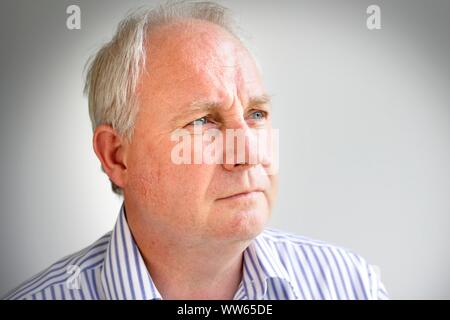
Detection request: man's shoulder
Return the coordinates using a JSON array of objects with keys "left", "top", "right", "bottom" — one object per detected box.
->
[
  {"left": 3, "top": 232, "right": 112, "bottom": 300},
  {"left": 258, "top": 228, "right": 373, "bottom": 269},
  {"left": 260, "top": 228, "right": 332, "bottom": 245},
  {"left": 256, "top": 228, "right": 388, "bottom": 299},
  {"left": 259, "top": 228, "right": 352, "bottom": 252}
]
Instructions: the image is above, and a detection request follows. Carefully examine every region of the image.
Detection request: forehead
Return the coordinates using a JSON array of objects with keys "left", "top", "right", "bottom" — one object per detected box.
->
[{"left": 137, "top": 20, "right": 265, "bottom": 111}]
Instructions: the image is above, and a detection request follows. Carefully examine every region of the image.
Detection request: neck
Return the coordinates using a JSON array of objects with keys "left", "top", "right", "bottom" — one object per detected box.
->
[
  {"left": 125, "top": 206, "right": 249, "bottom": 300},
  {"left": 147, "top": 245, "right": 245, "bottom": 300}
]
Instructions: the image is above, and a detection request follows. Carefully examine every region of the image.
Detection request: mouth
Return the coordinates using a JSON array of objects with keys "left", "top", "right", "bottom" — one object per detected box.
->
[{"left": 217, "top": 190, "right": 264, "bottom": 201}]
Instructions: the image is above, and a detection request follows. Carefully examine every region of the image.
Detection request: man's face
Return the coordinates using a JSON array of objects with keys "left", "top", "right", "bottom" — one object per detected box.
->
[{"left": 123, "top": 20, "right": 278, "bottom": 245}]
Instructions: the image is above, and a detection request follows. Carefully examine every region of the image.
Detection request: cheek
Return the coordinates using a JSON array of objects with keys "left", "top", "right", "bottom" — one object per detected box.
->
[
  {"left": 127, "top": 163, "right": 218, "bottom": 235},
  {"left": 127, "top": 141, "right": 216, "bottom": 212},
  {"left": 126, "top": 132, "right": 225, "bottom": 220},
  {"left": 125, "top": 139, "right": 167, "bottom": 205},
  {"left": 126, "top": 162, "right": 162, "bottom": 208},
  {"left": 165, "top": 165, "right": 213, "bottom": 201}
]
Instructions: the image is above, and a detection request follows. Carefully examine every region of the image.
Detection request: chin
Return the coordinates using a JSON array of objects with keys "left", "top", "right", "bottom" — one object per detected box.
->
[{"left": 214, "top": 208, "right": 269, "bottom": 242}]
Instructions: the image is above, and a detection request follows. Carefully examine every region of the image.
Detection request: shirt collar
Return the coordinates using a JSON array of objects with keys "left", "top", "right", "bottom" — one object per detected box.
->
[
  {"left": 101, "top": 203, "right": 162, "bottom": 300},
  {"left": 242, "top": 234, "right": 301, "bottom": 299},
  {"left": 101, "top": 203, "right": 300, "bottom": 300}
]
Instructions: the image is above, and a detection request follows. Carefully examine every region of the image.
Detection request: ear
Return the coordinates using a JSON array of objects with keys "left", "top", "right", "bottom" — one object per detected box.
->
[{"left": 92, "top": 125, "right": 128, "bottom": 190}]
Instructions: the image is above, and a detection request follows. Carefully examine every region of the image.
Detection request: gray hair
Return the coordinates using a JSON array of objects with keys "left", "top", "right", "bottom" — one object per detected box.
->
[{"left": 84, "top": 1, "right": 241, "bottom": 195}]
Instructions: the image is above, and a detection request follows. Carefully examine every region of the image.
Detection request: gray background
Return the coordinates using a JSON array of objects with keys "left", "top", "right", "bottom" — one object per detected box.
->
[{"left": 1, "top": 0, "right": 449, "bottom": 299}]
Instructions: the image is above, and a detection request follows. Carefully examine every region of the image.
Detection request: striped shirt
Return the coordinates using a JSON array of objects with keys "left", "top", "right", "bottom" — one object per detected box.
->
[{"left": 4, "top": 203, "right": 388, "bottom": 300}]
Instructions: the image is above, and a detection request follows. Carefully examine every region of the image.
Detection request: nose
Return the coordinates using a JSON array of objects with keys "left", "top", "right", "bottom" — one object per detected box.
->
[{"left": 222, "top": 123, "right": 261, "bottom": 172}]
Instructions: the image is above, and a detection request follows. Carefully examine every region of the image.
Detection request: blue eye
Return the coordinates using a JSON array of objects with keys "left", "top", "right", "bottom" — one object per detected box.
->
[
  {"left": 191, "top": 116, "right": 209, "bottom": 126},
  {"left": 249, "top": 111, "right": 266, "bottom": 120}
]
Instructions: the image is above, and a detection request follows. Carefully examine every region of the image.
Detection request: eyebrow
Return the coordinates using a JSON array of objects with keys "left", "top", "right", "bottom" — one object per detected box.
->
[{"left": 173, "top": 94, "right": 272, "bottom": 124}]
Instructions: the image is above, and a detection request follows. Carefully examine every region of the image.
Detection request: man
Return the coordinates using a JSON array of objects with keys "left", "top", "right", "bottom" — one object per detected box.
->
[{"left": 5, "top": 1, "right": 388, "bottom": 300}]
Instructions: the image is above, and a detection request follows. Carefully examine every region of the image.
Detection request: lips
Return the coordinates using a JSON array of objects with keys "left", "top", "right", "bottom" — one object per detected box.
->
[{"left": 217, "top": 189, "right": 264, "bottom": 201}]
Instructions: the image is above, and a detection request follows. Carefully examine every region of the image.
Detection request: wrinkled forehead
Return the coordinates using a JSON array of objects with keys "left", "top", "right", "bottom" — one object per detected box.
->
[{"left": 137, "top": 19, "right": 265, "bottom": 107}]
